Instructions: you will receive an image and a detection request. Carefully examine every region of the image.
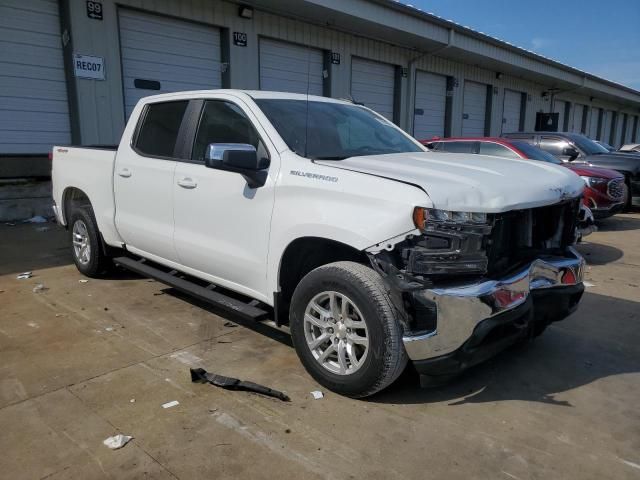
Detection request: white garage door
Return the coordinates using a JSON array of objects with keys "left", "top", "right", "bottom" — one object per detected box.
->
[
  {"left": 553, "top": 100, "right": 567, "bottom": 131},
  {"left": 588, "top": 107, "right": 600, "bottom": 139},
  {"left": 351, "top": 58, "right": 395, "bottom": 121},
  {"left": 413, "top": 71, "right": 446, "bottom": 140},
  {"left": 259, "top": 39, "right": 323, "bottom": 96},
  {"left": 501, "top": 89, "right": 522, "bottom": 134},
  {"left": 462, "top": 80, "right": 487, "bottom": 137},
  {"left": 119, "top": 9, "right": 222, "bottom": 119},
  {"left": 0, "top": 0, "right": 71, "bottom": 154},
  {"left": 572, "top": 105, "right": 585, "bottom": 133}
]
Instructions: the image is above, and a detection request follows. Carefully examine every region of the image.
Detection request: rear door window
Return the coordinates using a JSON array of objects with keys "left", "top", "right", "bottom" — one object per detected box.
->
[
  {"left": 478, "top": 142, "right": 520, "bottom": 158},
  {"left": 134, "top": 101, "right": 189, "bottom": 158},
  {"left": 439, "top": 141, "right": 479, "bottom": 154},
  {"left": 539, "top": 136, "right": 571, "bottom": 157}
]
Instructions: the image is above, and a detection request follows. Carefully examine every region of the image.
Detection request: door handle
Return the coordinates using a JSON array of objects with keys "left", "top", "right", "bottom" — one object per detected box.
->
[
  {"left": 118, "top": 168, "right": 132, "bottom": 178},
  {"left": 177, "top": 177, "right": 197, "bottom": 189}
]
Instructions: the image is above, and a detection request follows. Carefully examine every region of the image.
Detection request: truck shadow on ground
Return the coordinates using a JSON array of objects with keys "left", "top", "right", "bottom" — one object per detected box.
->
[
  {"left": 575, "top": 242, "right": 624, "bottom": 265},
  {"left": 371, "top": 291, "right": 639, "bottom": 406},
  {"left": 596, "top": 213, "right": 640, "bottom": 232}
]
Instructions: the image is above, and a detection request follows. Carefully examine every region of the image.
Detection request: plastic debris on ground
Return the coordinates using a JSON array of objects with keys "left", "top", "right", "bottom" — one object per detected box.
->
[
  {"left": 311, "top": 390, "right": 324, "bottom": 400},
  {"left": 103, "top": 434, "right": 133, "bottom": 450},
  {"left": 16, "top": 272, "right": 32, "bottom": 280},
  {"left": 584, "top": 281, "right": 596, "bottom": 287},
  {"left": 130, "top": 398, "right": 136, "bottom": 403},
  {"left": 191, "top": 368, "right": 290, "bottom": 402},
  {"left": 162, "top": 400, "right": 180, "bottom": 409},
  {"left": 24, "top": 215, "right": 48, "bottom": 224},
  {"left": 79, "top": 279, "right": 89, "bottom": 283},
  {"left": 32, "top": 283, "right": 48, "bottom": 293},
  {"left": 223, "top": 321, "right": 237, "bottom": 328}
]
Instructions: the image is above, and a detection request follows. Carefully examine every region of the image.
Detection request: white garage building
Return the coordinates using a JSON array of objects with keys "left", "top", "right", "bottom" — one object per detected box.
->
[{"left": 1, "top": 0, "right": 640, "bottom": 181}]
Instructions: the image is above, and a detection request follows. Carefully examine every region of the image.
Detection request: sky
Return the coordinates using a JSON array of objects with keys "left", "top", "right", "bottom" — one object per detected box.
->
[{"left": 401, "top": 0, "right": 640, "bottom": 90}]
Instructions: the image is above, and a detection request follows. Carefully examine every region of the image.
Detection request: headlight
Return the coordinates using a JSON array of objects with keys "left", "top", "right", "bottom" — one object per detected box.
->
[
  {"left": 413, "top": 207, "right": 488, "bottom": 230},
  {"left": 580, "top": 176, "right": 608, "bottom": 188},
  {"left": 410, "top": 207, "right": 492, "bottom": 276}
]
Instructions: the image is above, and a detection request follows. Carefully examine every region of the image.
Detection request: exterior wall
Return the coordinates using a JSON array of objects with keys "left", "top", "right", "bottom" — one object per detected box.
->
[{"left": 41, "top": 0, "right": 640, "bottom": 146}]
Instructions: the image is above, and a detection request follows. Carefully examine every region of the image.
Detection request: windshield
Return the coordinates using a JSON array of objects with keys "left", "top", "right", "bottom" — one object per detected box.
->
[
  {"left": 255, "top": 99, "right": 424, "bottom": 160},
  {"left": 568, "top": 134, "right": 610, "bottom": 155},
  {"left": 510, "top": 140, "right": 563, "bottom": 164}
]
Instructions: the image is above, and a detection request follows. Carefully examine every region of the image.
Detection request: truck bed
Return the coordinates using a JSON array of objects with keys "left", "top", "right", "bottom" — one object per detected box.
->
[{"left": 51, "top": 145, "right": 121, "bottom": 246}]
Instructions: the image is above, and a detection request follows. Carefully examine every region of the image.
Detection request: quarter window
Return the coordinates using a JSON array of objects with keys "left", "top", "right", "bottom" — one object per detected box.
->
[
  {"left": 192, "top": 101, "right": 262, "bottom": 161},
  {"left": 134, "top": 101, "right": 188, "bottom": 157}
]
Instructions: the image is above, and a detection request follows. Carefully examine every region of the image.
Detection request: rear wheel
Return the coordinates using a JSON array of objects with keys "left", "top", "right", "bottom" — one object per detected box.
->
[
  {"left": 289, "top": 261, "right": 407, "bottom": 398},
  {"left": 68, "top": 206, "right": 112, "bottom": 277}
]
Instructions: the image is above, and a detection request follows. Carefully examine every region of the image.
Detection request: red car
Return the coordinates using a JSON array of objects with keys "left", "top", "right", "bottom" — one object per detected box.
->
[{"left": 422, "top": 137, "right": 626, "bottom": 219}]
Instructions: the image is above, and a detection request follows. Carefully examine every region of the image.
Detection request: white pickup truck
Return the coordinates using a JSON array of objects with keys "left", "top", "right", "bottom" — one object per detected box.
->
[{"left": 52, "top": 90, "right": 586, "bottom": 397}]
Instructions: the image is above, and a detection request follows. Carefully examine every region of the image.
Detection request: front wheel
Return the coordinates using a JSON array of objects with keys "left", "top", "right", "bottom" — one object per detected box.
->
[{"left": 289, "top": 261, "right": 407, "bottom": 398}]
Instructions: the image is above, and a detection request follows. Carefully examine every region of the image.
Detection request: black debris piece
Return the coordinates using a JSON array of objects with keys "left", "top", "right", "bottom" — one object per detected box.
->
[
  {"left": 223, "top": 321, "right": 237, "bottom": 328},
  {"left": 190, "top": 368, "right": 290, "bottom": 402}
]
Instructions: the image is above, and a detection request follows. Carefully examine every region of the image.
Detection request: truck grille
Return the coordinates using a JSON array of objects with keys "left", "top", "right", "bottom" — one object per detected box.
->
[
  {"left": 486, "top": 199, "right": 580, "bottom": 278},
  {"left": 607, "top": 178, "right": 625, "bottom": 200}
]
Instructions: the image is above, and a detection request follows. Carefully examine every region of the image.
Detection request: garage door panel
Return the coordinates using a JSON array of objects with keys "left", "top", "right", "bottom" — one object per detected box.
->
[
  {"left": 119, "top": 9, "right": 222, "bottom": 118},
  {"left": 413, "top": 71, "right": 446, "bottom": 139},
  {"left": 351, "top": 58, "right": 395, "bottom": 121},
  {"left": 502, "top": 89, "right": 521, "bottom": 134},
  {"left": 553, "top": 100, "right": 567, "bottom": 131},
  {"left": 0, "top": 0, "right": 70, "bottom": 154},
  {"left": 259, "top": 39, "right": 323, "bottom": 95},
  {"left": 572, "top": 105, "right": 584, "bottom": 133},
  {"left": 462, "top": 80, "right": 487, "bottom": 137}
]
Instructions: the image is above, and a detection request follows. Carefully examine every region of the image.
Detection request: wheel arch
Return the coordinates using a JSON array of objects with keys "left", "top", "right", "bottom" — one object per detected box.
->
[
  {"left": 274, "top": 236, "right": 369, "bottom": 326},
  {"left": 61, "top": 187, "right": 93, "bottom": 227}
]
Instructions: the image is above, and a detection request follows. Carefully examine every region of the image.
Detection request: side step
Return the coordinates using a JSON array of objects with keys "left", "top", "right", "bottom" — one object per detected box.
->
[{"left": 113, "top": 256, "right": 269, "bottom": 320}]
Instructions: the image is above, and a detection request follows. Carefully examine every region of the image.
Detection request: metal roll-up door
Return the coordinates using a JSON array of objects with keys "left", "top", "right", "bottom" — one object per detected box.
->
[
  {"left": 603, "top": 111, "right": 613, "bottom": 143},
  {"left": 413, "top": 71, "right": 446, "bottom": 140},
  {"left": 0, "top": 0, "right": 71, "bottom": 154},
  {"left": 553, "top": 100, "right": 567, "bottom": 131},
  {"left": 502, "top": 89, "right": 522, "bottom": 134},
  {"left": 119, "top": 9, "right": 222, "bottom": 119},
  {"left": 572, "top": 105, "right": 585, "bottom": 133},
  {"left": 259, "top": 38, "right": 323, "bottom": 96},
  {"left": 589, "top": 107, "right": 600, "bottom": 139},
  {"left": 351, "top": 57, "right": 395, "bottom": 121},
  {"left": 462, "top": 80, "right": 487, "bottom": 137}
]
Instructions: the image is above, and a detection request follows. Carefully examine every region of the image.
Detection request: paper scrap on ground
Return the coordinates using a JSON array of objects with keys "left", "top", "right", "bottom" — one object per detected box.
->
[
  {"left": 16, "top": 272, "right": 32, "bottom": 279},
  {"left": 311, "top": 391, "right": 324, "bottom": 400},
  {"left": 79, "top": 279, "right": 89, "bottom": 283},
  {"left": 32, "top": 283, "right": 47, "bottom": 293},
  {"left": 162, "top": 400, "right": 180, "bottom": 409},
  {"left": 103, "top": 434, "right": 133, "bottom": 450}
]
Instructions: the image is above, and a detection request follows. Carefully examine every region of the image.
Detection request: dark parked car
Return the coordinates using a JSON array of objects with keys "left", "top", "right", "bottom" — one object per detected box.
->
[
  {"left": 502, "top": 132, "right": 640, "bottom": 208},
  {"left": 422, "top": 137, "right": 626, "bottom": 219}
]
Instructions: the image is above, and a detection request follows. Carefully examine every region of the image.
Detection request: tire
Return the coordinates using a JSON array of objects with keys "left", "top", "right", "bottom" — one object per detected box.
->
[
  {"left": 68, "top": 206, "right": 112, "bottom": 278},
  {"left": 623, "top": 176, "right": 632, "bottom": 211},
  {"left": 289, "top": 261, "right": 408, "bottom": 398}
]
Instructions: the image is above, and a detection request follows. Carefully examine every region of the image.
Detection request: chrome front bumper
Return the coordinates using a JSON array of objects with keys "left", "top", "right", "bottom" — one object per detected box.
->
[{"left": 403, "top": 247, "right": 585, "bottom": 361}]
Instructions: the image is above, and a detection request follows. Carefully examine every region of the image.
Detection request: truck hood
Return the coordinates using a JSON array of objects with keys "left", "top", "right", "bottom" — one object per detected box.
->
[{"left": 316, "top": 152, "right": 585, "bottom": 213}]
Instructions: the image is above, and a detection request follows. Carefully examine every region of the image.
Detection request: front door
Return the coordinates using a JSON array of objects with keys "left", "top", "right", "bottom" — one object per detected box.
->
[
  {"left": 172, "top": 97, "right": 278, "bottom": 301},
  {"left": 114, "top": 100, "right": 189, "bottom": 262}
]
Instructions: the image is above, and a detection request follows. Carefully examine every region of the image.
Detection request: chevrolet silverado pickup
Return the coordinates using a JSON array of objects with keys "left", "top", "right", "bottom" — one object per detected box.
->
[{"left": 52, "top": 90, "right": 586, "bottom": 398}]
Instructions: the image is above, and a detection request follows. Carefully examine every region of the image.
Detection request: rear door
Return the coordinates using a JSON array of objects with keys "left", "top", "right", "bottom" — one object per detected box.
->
[
  {"left": 172, "top": 95, "right": 277, "bottom": 300},
  {"left": 114, "top": 100, "right": 189, "bottom": 262}
]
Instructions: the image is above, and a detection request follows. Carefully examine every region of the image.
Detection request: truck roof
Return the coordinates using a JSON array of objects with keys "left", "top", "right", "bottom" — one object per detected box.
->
[{"left": 134, "top": 89, "right": 352, "bottom": 105}]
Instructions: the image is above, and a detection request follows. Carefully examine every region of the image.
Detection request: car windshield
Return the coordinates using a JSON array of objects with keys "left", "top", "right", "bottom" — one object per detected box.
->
[
  {"left": 255, "top": 99, "right": 424, "bottom": 160},
  {"left": 510, "top": 140, "right": 563, "bottom": 164},
  {"left": 568, "top": 134, "right": 610, "bottom": 155}
]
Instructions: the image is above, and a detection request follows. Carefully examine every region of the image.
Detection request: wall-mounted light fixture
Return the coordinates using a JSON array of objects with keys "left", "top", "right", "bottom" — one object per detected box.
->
[
  {"left": 238, "top": 5, "right": 253, "bottom": 19},
  {"left": 495, "top": 72, "right": 503, "bottom": 80}
]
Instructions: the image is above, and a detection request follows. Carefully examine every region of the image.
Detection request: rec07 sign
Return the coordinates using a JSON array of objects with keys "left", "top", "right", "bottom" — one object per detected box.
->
[{"left": 73, "top": 54, "right": 105, "bottom": 80}]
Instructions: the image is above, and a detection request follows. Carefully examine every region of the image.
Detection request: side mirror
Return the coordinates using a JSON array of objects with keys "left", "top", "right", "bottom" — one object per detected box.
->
[
  {"left": 204, "top": 143, "right": 269, "bottom": 188},
  {"left": 562, "top": 146, "right": 579, "bottom": 161}
]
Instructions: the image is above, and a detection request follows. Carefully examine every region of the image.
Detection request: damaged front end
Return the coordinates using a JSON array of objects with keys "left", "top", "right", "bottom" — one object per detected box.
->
[{"left": 368, "top": 198, "right": 586, "bottom": 383}]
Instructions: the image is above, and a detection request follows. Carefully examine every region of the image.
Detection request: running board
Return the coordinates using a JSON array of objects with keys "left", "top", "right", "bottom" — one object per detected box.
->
[{"left": 113, "top": 256, "right": 269, "bottom": 320}]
